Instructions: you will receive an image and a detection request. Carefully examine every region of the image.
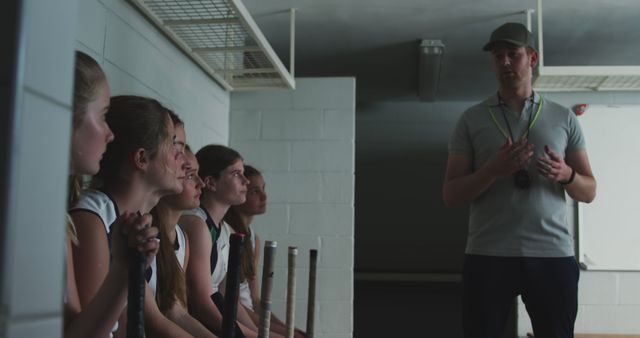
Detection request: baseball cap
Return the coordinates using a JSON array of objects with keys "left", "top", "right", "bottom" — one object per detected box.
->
[{"left": 483, "top": 22, "right": 536, "bottom": 51}]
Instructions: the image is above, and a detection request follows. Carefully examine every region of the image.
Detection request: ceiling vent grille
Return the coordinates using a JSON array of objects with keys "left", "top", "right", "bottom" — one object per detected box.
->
[
  {"left": 531, "top": 0, "right": 640, "bottom": 92},
  {"left": 127, "top": 0, "right": 295, "bottom": 91},
  {"left": 534, "top": 66, "right": 640, "bottom": 91}
]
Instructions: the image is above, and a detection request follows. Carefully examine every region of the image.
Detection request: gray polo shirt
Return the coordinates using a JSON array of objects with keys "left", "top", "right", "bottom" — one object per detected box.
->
[{"left": 449, "top": 92, "right": 586, "bottom": 257}]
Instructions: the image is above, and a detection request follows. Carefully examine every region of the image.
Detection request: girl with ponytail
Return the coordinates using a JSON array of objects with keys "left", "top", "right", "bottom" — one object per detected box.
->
[
  {"left": 64, "top": 51, "right": 159, "bottom": 338},
  {"left": 179, "top": 146, "right": 289, "bottom": 338},
  {"left": 151, "top": 119, "right": 218, "bottom": 337},
  {"left": 70, "top": 94, "right": 193, "bottom": 337},
  {"left": 224, "top": 166, "right": 306, "bottom": 338}
]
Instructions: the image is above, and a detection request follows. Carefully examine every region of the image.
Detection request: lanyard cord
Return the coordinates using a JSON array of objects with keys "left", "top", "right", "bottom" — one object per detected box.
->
[
  {"left": 487, "top": 94, "right": 544, "bottom": 141},
  {"left": 500, "top": 105, "right": 520, "bottom": 141},
  {"left": 500, "top": 102, "right": 530, "bottom": 142}
]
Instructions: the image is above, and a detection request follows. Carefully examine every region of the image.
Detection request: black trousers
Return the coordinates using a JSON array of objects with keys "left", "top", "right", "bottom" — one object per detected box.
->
[{"left": 462, "top": 254, "right": 579, "bottom": 338}]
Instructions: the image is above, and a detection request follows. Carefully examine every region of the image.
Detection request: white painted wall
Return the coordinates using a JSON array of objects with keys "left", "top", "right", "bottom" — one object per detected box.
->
[
  {"left": 76, "top": 0, "right": 230, "bottom": 149},
  {"left": 230, "top": 77, "right": 356, "bottom": 338},
  {"left": 0, "top": 0, "right": 78, "bottom": 336},
  {"left": 516, "top": 92, "right": 640, "bottom": 337},
  {"left": 0, "top": 0, "right": 77, "bottom": 337}
]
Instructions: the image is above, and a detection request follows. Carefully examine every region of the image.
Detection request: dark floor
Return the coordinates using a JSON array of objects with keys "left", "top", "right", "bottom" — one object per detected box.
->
[{"left": 354, "top": 280, "right": 516, "bottom": 338}]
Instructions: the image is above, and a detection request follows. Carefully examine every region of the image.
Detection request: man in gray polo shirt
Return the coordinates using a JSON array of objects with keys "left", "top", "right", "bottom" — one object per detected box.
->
[{"left": 443, "top": 22, "right": 597, "bottom": 338}]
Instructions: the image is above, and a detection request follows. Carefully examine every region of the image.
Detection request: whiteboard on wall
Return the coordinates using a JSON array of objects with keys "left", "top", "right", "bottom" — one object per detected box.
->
[{"left": 577, "top": 105, "right": 640, "bottom": 271}]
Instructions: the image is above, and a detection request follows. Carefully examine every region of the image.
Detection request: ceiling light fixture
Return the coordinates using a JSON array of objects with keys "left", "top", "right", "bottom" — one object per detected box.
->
[{"left": 418, "top": 39, "right": 445, "bottom": 101}]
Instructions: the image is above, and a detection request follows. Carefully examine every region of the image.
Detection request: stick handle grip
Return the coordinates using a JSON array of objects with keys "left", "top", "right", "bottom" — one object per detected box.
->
[
  {"left": 285, "top": 247, "right": 298, "bottom": 338},
  {"left": 127, "top": 212, "right": 149, "bottom": 338},
  {"left": 126, "top": 249, "right": 146, "bottom": 338},
  {"left": 306, "top": 249, "right": 317, "bottom": 338},
  {"left": 257, "top": 241, "right": 277, "bottom": 338},
  {"left": 222, "top": 233, "right": 245, "bottom": 338}
]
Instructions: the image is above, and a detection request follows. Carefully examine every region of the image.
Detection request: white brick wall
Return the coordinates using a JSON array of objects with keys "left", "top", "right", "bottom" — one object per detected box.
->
[
  {"left": 519, "top": 271, "right": 640, "bottom": 336},
  {"left": 230, "top": 77, "right": 356, "bottom": 338},
  {"left": 76, "top": 0, "right": 230, "bottom": 149},
  {"left": 0, "top": 0, "right": 78, "bottom": 336},
  {"left": 619, "top": 274, "right": 640, "bottom": 305}
]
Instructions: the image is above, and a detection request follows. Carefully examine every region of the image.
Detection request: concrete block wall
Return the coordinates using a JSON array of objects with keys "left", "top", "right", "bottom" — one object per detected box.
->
[
  {"left": 76, "top": 0, "right": 230, "bottom": 148},
  {"left": 0, "top": 0, "right": 79, "bottom": 336},
  {"left": 230, "top": 78, "right": 356, "bottom": 338},
  {"left": 518, "top": 271, "right": 640, "bottom": 336}
]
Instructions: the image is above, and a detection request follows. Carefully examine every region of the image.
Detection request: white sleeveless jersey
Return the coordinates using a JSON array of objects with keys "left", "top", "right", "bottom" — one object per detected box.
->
[
  {"left": 212, "top": 221, "right": 231, "bottom": 293},
  {"left": 238, "top": 227, "right": 257, "bottom": 310},
  {"left": 71, "top": 190, "right": 155, "bottom": 337},
  {"left": 175, "top": 225, "right": 187, "bottom": 269},
  {"left": 182, "top": 207, "right": 231, "bottom": 294},
  {"left": 72, "top": 190, "right": 159, "bottom": 294}
]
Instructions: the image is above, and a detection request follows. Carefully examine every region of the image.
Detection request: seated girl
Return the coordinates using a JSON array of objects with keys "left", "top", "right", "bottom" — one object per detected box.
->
[
  {"left": 151, "top": 122, "right": 219, "bottom": 338},
  {"left": 224, "top": 165, "right": 306, "bottom": 338},
  {"left": 64, "top": 51, "right": 159, "bottom": 338},
  {"left": 70, "top": 95, "right": 193, "bottom": 337},
  {"left": 179, "top": 145, "right": 284, "bottom": 338}
]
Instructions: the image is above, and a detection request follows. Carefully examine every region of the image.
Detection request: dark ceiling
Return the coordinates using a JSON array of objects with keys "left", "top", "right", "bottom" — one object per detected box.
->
[{"left": 242, "top": 0, "right": 640, "bottom": 102}]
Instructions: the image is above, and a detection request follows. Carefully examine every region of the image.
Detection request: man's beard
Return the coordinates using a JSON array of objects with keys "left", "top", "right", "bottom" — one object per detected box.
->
[{"left": 499, "top": 71, "right": 525, "bottom": 88}]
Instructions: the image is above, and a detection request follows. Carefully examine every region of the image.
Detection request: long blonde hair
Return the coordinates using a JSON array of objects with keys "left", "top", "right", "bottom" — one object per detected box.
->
[
  {"left": 152, "top": 121, "right": 188, "bottom": 314},
  {"left": 68, "top": 51, "right": 107, "bottom": 243},
  {"left": 223, "top": 165, "right": 261, "bottom": 282},
  {"left": 91, "top": 96, "right": 171, "bottom": 189},
  {"left": 151, "top": 202, "right": 187, "bottom": 313}
]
